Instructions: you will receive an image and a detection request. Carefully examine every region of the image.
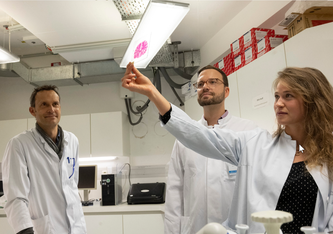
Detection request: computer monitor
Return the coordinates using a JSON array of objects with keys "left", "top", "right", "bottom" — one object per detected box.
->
[
  {"left": 0, "top": 180, "right": 3, "bottom": 197},
  {"left": 78, "top": 165, "right": 97, "bottom": 201}
]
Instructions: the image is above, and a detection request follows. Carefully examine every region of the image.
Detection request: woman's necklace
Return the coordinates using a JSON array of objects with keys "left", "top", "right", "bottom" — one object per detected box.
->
[{"left": 295, "top": 145, "right": 305, "bottom": 156}]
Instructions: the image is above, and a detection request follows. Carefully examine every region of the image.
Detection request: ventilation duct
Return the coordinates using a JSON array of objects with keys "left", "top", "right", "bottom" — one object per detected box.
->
[
  {"left": 0, "top": 49, "right": 200, "bottom": 87},
  {"left": 0, "top": 63, "right": 19, "bottom": 77}
]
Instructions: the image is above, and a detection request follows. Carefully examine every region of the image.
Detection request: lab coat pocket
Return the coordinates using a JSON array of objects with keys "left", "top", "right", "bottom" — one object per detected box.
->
[
  {"left": 180, "top": 216, "right": 191, "bottom": 234},
  {"left": 32, "top": 214, "right": 54, "bottom": 234}
]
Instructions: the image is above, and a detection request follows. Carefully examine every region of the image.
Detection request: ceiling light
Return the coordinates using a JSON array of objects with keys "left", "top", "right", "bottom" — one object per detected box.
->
[
  {"left": 120, "top": 0, "right": 190, "bottom": 69},
  {"left": 0, "top": 46, "right": 20, "bottom": 64},
  {"left": 50, "top": 39, "right": 131, "bottom": 54}
]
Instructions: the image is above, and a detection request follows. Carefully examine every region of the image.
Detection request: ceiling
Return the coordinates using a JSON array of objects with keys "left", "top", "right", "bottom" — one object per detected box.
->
[
  {"left": 0, "top": 0, "right": 294, "bottom": 70},
  {"left": 0, "top": 0, "right": 258, "bottom": 68}
]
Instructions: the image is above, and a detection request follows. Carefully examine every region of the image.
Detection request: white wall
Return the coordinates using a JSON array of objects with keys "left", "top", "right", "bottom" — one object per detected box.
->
[{"left": 200, "top": 1, "right": 293, "bottom": 66}]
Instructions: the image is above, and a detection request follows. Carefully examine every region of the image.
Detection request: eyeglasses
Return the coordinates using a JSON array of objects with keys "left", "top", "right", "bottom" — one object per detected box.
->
[{"left": 193, "top": 78, "right": 224, "bottom": 89}]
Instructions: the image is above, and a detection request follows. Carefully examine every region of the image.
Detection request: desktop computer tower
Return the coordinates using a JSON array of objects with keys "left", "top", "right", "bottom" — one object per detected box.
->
[{"left": 101, "top": 174, "right": 122, "bottom": 206}]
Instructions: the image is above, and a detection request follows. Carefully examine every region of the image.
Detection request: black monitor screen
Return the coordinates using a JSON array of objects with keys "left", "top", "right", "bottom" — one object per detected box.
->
[
  {"left": 0, "top": 181, "right": 3, "bottom": 196},
  {"left": 78, "top": 166, "right": 97, "bottom": 190}
]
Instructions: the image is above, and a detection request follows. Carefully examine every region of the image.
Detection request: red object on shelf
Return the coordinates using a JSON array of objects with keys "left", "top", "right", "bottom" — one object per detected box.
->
[
  {"left": 256, "top": 34, "right": 288, "bottom": 58},
  {"left": 217, "top": 53, "right": 234, "bottom": 76}
]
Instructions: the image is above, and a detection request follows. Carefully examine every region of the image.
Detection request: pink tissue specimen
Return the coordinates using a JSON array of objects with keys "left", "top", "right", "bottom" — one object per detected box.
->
[{"left": 134, "top": 40, "right": 148, "bottom": 59}]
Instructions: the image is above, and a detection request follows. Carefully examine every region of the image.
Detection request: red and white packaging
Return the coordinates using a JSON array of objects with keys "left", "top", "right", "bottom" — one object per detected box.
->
[
  {"left": 256, "top": 34, "right": 288, "bottom": 58},
  {"left": 242, "top": 28, "right": 275, "bottom": 51},
  {"left": 243, "top": 45, "right": 257, "bottom": 66},
  {"left": 217, "top": 53, "right": 234, "bottom": 76},
  {"left": 230, "top": 38, "right": 243, "bottom": 58},
  {"left": 231, "top": 28, "right": 274, "bottom": 58},
  {"left": 233, "top": 54, "right": 244, "bottom": 71}
]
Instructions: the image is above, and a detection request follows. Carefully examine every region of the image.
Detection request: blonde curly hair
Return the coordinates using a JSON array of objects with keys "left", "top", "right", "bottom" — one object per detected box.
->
[{"left": 273, "top": 67, "right": 333, "bottom": 181}]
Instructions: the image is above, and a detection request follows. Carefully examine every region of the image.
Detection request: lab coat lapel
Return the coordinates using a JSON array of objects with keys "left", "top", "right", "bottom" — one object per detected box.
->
[
  {"left": 309, "top": 164, "right": 330, "bottom": 215},
  {"left": 32, "top": 128, "right": 60, "bottom": 161}
]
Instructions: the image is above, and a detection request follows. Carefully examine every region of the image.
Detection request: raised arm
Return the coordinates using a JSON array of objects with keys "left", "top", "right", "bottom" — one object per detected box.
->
[{"left": 121, "top": 62, "right": 170, "bottom": 115}]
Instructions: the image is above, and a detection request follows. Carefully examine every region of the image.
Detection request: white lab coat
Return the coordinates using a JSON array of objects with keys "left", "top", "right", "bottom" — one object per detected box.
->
[
  {"left": 2, "top": 127, "right": 87, "bottom": 234},
  {"left": 164, "top": 114, "right": 257, "bottom": 234},
  {"left": 163, "top": 104, "right": 333, "bottom": 233}
]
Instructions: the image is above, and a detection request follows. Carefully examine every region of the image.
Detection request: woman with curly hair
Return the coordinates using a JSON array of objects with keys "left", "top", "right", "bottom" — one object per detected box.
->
[{"left": 122, "top": 63, "right": 333, "bottom": 233}]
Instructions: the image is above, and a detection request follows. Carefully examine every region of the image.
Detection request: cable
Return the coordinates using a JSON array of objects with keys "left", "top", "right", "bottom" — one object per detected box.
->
[
  {"left": 124, "top": 98, "right": 143, "bottom": 126},
  {"left": 172, "top": 67, "right": 193, "bottom": 80},
  {"left": 169, "top": 84, "right": 184, "bottom": 106},
  {"left": 119, "top": 163, "right": 131, "bottom": 187},
  {"left": 159, "top": 67, "right": 188, "bottom": 89}
]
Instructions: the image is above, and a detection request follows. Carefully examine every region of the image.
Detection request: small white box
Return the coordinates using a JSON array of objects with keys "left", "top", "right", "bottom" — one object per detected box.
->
[
  {"left": 119, "top": 82, "right": 134, "bottom": 99},
  {"left": 181, "top": 82, "right": 191, "bottom": 95}
]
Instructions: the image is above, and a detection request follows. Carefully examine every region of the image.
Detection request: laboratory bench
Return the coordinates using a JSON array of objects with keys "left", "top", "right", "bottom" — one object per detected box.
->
[{"left": 0, "top": 203, "right": 165, "bottom": 234}]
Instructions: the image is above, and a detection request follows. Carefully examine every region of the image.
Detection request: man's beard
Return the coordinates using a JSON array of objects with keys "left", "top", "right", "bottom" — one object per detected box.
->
[{"left": 198, "top": 90, "right": 225, "bottom": 106}]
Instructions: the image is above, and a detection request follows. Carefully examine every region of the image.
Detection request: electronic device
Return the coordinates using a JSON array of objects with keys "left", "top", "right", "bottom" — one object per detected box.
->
[
  {"left": 78, "top": 165, "right": 97, "bottom": 201},
  {"left": 100, "top": 174, "right": 122, "bottom": 206},
  {"left": 0, "top": 180, "right": 3, "bottom": 197},
  {"left": 127, "top": 182, "right": 165, "bottom": 205}
]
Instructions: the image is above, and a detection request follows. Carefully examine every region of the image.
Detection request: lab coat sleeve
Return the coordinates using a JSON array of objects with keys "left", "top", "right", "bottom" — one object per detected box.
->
[
  {"left": 163, "top": 104, "right": 253, "bottom": 165},
  {"left": 2, "top": 137, "right": 34, "bottom": 233},
  {"left": 164, "top": 141, "right": 184, "bottom": 234}
]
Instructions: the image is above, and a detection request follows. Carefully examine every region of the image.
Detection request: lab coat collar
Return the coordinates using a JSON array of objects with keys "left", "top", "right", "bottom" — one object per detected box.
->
[
  {"left": 283, "top": 130, "right": 330, "bottom": 216},
  {"left": 32, "top": 127, "right": 69, "bottom": 160},
  {"left": 309, "top": 164, "right": 330, "bottom": 215},
  {"left": 199, "top": 111, "right": 231, "bottom": 128}
]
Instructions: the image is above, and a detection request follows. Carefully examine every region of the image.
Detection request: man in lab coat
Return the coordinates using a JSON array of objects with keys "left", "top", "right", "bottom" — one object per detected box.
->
[
  {"left": 2, "top": 85, "right": 87, "bottom": 234},
  {"left": 164, "top": 66, "right": 257, "bottom": 234}
]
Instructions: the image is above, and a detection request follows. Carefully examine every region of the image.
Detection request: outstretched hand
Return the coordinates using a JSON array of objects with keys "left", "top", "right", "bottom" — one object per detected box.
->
[
  {"left": 121, "top": 62, "right": 156, "bottom": 98},
  {"left": 121, "top": 62, "right": 171, "bottom": 115}
]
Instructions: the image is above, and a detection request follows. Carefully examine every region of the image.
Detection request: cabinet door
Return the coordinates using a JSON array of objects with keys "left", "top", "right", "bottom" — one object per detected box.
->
[
  {"left": 91, "top": 112, "right": 129, "bottom": 157},
  {"left": 60, "top": 114, "right": 90, "bottom": 158},
  {"left": 237, "top": 44, "right": 287, "bottom": 133},
  {"left": 284, "top": 22, "right": 333, "bottom": 85},
  {"left": 123, "top": 214, "right": 164, "bottom": 234},
  {"left": 85, "top": 214, "right": 122, "bottom": 234},
  {"left": 0, "top": 119, "right": 27, "bottom": 162},
  {"left": 0, "top": 217, "right": 15, "bottom": 234}
]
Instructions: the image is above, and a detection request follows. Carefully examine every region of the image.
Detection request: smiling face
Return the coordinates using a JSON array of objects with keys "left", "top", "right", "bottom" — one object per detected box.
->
[
  {"left": 197, "top": 69, "right": 229, "bottom": 106},
  {"left": 274, "top": 81, "right": 305, "bottom": 129},
  {"left": 29, "top": 90, "right": 61, "bottom": 132}
]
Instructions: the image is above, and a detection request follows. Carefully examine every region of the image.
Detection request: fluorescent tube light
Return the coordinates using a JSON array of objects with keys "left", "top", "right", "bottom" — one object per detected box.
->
[
  {"left": 0, "top": 46, "right": 20, "bottom": 64},
  {"left": 120, "top": 0, "right": 190, "bottom": 69},
  {"left": 79, "top": 156, "right": 118, "bottom": 162},
  {"left": 50, "top": 39, "right": 131, "bottom": 53}
]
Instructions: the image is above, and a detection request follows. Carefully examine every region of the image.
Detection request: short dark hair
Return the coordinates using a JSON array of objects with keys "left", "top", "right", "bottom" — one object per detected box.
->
[
  {"left": 30, "top": 85, "right": 60, "bottom": 107},
  {"left": 197, "top": 65, "right": 229, "bottom": 87}
]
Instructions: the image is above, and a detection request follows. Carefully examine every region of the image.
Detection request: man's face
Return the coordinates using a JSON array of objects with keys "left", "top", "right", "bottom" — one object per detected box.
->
[
  {"left": 29, "top": 90, "right": 61, "bottom": 131},
  {"left": 197, "top": 69, "right": 228, "bottom": 106}
]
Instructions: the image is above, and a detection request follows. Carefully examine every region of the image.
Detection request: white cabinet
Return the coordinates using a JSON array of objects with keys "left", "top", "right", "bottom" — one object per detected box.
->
[
  {"left": 0, "top": 119, "right": 27, "bottom": 162},
  {"left": 85, "top": 214, "right": 123, "bottom": 234},
  {"left": 236, "top": 44, "right": 287, "bottom": 133},
  {"left": 123, "top": 214, "right": 164, "bottom": 234},
  {"left": 60, "top": 114, "right": 90, "bottom": 158},
  {"left": 91, "top": 112, "right": 130, "bottom": 157},
  {"left": 225, "top": 72, "right": 241, "bottom": 118},
  {"left": 0, "top": 217, "right": 15, "bottom": 234},
  {"left": 284, "top": 22, "right": 333, "bottom": 84}
]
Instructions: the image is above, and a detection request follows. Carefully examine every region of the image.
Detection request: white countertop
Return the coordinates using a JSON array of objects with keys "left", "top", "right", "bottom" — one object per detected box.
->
[
  {"left": 83, "top": 202, "right": 165, "bottom": 214},
  {"left": 0, "top": 203, "right": 164, "bottom": 217}
]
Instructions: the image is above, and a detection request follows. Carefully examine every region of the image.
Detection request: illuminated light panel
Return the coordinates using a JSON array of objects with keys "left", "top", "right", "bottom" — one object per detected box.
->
[
  {"left": 0, "top": 46, "right": 20, "bottom": 64},
  {"left": 120, "top": 0, "right": 189, "bottom": 68}
]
